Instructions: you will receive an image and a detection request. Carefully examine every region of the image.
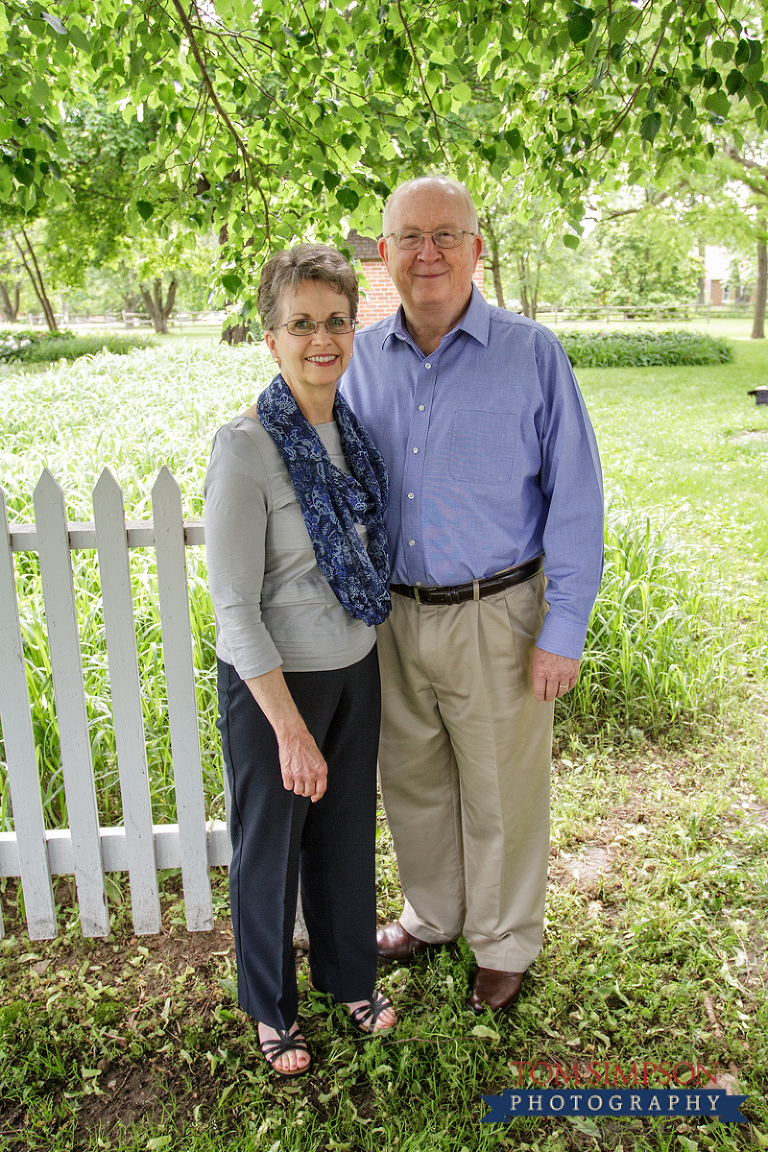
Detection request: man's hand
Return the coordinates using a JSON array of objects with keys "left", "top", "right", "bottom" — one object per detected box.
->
[{"left": 532, "top": 646, "right": 581, "bottom": 703}]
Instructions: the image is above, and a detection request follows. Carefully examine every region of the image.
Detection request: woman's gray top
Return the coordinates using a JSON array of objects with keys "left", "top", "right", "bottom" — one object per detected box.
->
[{"left": 204, "top": 414, "right": 376, "bottom": 678}]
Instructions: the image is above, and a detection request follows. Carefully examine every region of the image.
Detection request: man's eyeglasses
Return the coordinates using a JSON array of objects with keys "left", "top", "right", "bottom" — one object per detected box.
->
[
  {"left": 275, "top": 317, "right": 357, "bottom": 336},
  {"left": 384, "top": 228, "right": 476, "bottom": 250}
]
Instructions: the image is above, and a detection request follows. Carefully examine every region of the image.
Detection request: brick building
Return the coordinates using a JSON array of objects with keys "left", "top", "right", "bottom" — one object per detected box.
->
[{"left": 347, "top": 231, "right": 486, "bottom": 329}]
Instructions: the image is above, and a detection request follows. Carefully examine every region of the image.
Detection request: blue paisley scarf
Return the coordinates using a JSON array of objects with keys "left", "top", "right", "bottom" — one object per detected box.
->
[{"left": 257, "top": 373, "right": 391, "bottom": 626}]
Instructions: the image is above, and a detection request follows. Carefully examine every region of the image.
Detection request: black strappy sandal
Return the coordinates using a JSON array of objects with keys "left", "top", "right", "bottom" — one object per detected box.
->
[
  {"left": 347, "top": 990, "right": 396, "bottom": 1037},
  {"left": 259, "top": 1026, "right": 311, "bottom": 1077}
]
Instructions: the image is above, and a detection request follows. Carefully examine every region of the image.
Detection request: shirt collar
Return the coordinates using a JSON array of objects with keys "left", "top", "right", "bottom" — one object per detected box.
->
[{"left": 381, "top": 284, "right": 491, "bottom": 351}]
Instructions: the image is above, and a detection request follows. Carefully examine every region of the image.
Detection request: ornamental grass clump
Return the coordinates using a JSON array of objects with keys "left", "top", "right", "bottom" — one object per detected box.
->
[
  {"left": 0, "top": 327, "right": 152, "bottom": 365},
  {"left": 557, "top": 506, "right": 732, "bottom": 743},
  {"left": 560, "top": 329, "right": 733, "bottom": 368}
]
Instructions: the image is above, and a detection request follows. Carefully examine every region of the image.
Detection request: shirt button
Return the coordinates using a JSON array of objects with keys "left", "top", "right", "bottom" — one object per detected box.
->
[
  {"left": 418, "top": 404, "right": 425, "bottom": 411},
  {"left": 424, "top": 362, "right": 431, "bottom": 369},
  {"left": 407, "top": 492, "right": 414, "bottom": 499},
  {"left": 412, "top": 447, "right": 419, "bottom": 453},
  {"left": 408, "top": 540, "right": 415, "bottom": 546}
]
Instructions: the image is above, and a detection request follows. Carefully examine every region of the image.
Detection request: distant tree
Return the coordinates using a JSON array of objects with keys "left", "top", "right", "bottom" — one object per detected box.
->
[
  {"left": 0, "top": 233, "right": 23, "bottom": 321},
  {"left": 588, "top": 206, "right": 703, "bottom": 309},
  {"left": 642, "top": 135, "right": 768, "bottom": 338},
  {"left": 721, "top": 145, "right": 768, "bottom": 339},
  {"left": 41, "top": 107, "right": 154, "bottom": 294},
  {"left": 0, "top": 217, "right": 58, "bottom": 330}
]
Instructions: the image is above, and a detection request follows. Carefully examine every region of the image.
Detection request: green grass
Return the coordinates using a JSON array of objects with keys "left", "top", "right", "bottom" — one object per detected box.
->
[
  {"left": 580, "top": 341, "right": 768, "bottom": 596},
  {"left": 0, "top": 344, "right": 271, "bottom": 829},
  {"left": 0, "top": 338, "right": 767, "bottom": 1151},
  {"left": 0, "top": 733, "right": 765, "bottom": 1150}
]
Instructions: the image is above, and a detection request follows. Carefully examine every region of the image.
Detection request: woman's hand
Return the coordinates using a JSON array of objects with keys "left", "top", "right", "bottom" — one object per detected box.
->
[
  {"left": 275, "top": 723, "right": 328, "bottom": 801},
  {"left": 244, "top": 667, "right": 328, "bottom": 801}
]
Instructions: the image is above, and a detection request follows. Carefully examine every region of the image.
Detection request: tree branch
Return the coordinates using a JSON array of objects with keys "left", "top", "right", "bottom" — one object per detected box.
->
[
  {"left": 396, "top": 0, "right": 447, "bottom": 162},
  {"left": 169, "top": 0, "right": 271, "bottom": 238},
  {"left": 723, "top": 143, "right": 768, "bottom": 182}
]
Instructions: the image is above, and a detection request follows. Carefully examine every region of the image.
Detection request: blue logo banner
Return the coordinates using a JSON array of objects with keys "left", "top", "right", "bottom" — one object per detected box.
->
[{"left": 482, "top": 1089, "right": 748, "bottom": 1124}]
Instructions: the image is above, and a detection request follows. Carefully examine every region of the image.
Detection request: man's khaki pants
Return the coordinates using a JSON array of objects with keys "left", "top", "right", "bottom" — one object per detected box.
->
[{"left": 376, "top": 572, "right": 554, "bottom": 971}]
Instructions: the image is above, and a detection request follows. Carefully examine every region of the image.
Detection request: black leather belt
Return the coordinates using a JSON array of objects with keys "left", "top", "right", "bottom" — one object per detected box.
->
[{"left": 390, "top": 555, "right": 544, "bottom": 606}]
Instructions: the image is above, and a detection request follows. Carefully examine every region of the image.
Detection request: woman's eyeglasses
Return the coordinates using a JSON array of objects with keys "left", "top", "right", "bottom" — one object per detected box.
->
[{"left": 276, "top": 317, "right": 357, "bottom": 336}]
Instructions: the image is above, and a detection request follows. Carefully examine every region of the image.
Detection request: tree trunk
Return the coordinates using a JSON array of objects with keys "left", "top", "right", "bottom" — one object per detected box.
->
[
  {"left": 751, "top": 225, "right": 766, "bottom": 340},
  {"left": 139, "top": 277, "right": 178, "bottom": 334},
  {"left": 221, "top": 321, "right": 255, "bottom": 345},
  {"left": 478, "top": 214, "right": 506, "bottom": 309},
  {"left": 489, "top": 251, "right": 506, "bottom": 310},
  {"left": 696, "top": 239, "right": 706, "bottom": 305},
  {"left": 518, "top": 254, "right": 531, "bottom": 317},
  {"left": 12, "top": 231, "right": 58, "bottom": 331},
  {"left": 0, "top": 279, "right": 21, "bottom": 322}
]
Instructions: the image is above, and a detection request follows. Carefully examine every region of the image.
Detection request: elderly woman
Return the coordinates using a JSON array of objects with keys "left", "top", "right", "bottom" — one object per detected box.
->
[{"left": 205, "top": 245, "right": 396, "bottom": 1076}]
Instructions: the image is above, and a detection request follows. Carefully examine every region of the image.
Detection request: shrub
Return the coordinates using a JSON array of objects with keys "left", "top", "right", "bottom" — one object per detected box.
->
[
  {"left": 0, "top": 328, "right": 153, "bottom": 365},
  {"left": 559, "top": 329, "right": 733, "bottom": 368}
]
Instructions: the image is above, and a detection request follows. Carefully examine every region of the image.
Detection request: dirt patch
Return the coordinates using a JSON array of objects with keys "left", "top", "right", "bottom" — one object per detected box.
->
[
  {"left": 738, "top": 796, "right": 768, "bottom": 825},
  {"left": 556, "top": 845, "right": 612, "bottom": 896},
  {"left": 73, "top": 1059, "right": 215, "bottom": 1139},
  {"left": 729, "top": 429, "right": 768, "bottom": 444}
]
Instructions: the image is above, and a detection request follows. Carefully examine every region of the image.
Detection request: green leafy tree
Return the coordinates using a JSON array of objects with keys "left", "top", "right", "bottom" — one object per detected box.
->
[
  {"left": 588, "top": 204, "right": 703, "bottom": 308},
  {"left": 480, "top": 196, "right": 592, "bottom": 318},
  {"left": 2, "top": 0, "right": 768, "bottom": 319},
  {"left": 41, "top": 106, "right": 154, "bottom": 293},
  {"left": 622, "top": 131, "right": 768, "bottom": 337},
  {"left": 719, "top": 143, "right": 768, "bottom": 338}
]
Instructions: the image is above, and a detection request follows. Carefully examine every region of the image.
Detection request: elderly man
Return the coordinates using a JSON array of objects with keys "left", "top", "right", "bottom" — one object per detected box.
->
[{"left": 340, "top": 176, "right": 603, "bottom": 1013}]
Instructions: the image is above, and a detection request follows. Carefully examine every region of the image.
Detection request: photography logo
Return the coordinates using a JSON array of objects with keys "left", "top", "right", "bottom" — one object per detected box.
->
[{"left": 483, "top": 1061, "right": 748, "bottom": 1124}]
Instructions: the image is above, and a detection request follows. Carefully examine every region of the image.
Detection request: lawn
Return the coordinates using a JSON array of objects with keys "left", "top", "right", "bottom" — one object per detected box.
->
[{"left": 0, "top": 337, "right": 766, "bottom": 1151}]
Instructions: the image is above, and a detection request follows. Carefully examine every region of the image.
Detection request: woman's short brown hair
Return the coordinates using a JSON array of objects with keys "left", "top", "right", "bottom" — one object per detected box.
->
[{"left": 257, "top": 244, "right": 359, "bottom": 332}]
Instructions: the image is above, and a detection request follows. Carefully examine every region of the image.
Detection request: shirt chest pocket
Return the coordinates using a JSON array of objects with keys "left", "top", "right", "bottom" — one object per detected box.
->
[{"left": 448, "top": 410, "right": 517, "bottom": 485}]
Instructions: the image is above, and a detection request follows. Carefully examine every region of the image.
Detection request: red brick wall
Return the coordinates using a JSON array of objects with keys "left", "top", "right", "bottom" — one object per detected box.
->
[{"left": 357, "top": 259, "right": 486, "bottom": 328}]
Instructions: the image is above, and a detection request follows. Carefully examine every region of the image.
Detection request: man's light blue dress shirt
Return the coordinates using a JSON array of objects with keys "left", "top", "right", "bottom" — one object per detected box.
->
[{"left": 339, "top": 286, "right": 604, "bottom": 660}]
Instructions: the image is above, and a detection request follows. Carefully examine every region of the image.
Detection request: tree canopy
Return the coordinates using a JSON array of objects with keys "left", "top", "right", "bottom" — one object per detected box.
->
[{"left": 2, "top": 0, "right": 767, "bottom": 312}]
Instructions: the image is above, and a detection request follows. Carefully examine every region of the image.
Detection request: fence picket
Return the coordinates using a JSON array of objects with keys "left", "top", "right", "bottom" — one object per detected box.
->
[
  {"left": 33, "top": 470, "right": 109, "bottom": 937},
  {"left": 0, "top": 488, "right": 57, "bottom": 939},
  {"left": 93, "top": 470, "right": 161, "bottom": 935},
  {"left": 152, "top": 467, "right": 213, "bottom": 931}
]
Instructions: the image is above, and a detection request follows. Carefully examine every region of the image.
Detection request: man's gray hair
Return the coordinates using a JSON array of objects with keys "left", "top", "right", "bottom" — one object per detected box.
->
[
  {"left": 382, "top": 175, "right": 480, "bottom": 235},
  {"left": 257, "top": 244, "right": 359, "bottom": 332}
]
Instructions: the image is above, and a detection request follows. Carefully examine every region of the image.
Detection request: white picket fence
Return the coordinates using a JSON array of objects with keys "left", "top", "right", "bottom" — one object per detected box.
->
[{"left": 0, "top": 467, "right": 231, "bottom": 942}]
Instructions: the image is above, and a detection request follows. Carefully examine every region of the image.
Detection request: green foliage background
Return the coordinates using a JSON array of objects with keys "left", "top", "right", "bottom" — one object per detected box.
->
[{"left": 3, "top": 0, "right": 768, "bottom": 312}]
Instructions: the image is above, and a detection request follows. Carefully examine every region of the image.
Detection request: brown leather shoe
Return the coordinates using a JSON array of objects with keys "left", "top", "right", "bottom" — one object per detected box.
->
[
  {"left": 468, "top": 967, "right": 526, "bottom": 1014},
  {"left": 376, "top": 921, "right": 432, "bottom": 964}
]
